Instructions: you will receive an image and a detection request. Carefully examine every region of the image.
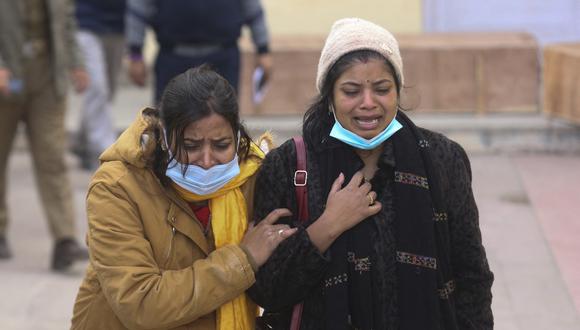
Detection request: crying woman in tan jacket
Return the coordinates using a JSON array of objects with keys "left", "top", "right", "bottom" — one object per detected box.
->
[{"left": 71, "top": 66, "right": 295, "bottom": 330}]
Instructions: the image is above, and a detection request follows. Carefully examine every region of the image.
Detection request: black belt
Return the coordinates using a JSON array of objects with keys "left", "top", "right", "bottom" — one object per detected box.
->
[{"left": 161, "top": 41, "right": 236, "bottom": 57}]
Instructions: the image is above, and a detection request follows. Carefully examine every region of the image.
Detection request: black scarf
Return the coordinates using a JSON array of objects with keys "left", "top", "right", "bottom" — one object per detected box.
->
[
  {"left": 318, "top": 112, "right": 457, "bottom": 330},
  {"left": 318, "top": 140, "right": 374, "bottom": 330}
]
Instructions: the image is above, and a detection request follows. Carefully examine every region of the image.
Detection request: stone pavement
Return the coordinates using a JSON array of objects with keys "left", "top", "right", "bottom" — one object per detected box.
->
[{"left": 1, "top": 85, "right": 580, "bottom": 329}]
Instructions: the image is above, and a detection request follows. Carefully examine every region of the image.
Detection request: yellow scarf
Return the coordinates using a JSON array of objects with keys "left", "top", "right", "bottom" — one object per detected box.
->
[{"left": 172, "top": 143, "right": 264, "bottom": 330}]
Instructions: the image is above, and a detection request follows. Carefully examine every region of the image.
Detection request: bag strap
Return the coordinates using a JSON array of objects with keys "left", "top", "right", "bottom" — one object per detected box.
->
[
  {"left": 290, "top": 136, "right": 307, "bottom": 330},
  {"left": 290, "top": 303, "right": 304, "bottom": 330},
  {"left": 292, "top": 136, "right": 308, "bottom": 223}
]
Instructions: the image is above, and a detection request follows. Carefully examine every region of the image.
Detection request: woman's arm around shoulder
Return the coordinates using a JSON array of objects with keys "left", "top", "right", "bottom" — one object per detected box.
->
[
  {"left": 247, "top": 139, "right": 331, "bottom": 311},
  {"left": 86, "top": 177, "right": 255, "bottom": 329}
]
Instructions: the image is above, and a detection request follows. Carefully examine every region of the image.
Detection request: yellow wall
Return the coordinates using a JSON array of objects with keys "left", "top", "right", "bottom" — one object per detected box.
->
[
  {"left": 261, "top": 0, "right": 423, "bottom": 36},
  {"left": 146, "top": 1, "right": 423, "bottom": 62}
]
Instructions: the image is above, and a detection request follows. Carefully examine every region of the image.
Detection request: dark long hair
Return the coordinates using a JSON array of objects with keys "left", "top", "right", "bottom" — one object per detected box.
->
[
  {"left": 302, "top": 50, "right": 401, "bottom": 147},
  {"left": 148, "top": 65, "right": 252, "bottom": 185}
]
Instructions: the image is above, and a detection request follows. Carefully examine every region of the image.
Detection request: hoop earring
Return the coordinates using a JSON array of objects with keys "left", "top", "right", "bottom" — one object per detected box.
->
[
  {"left": 328, "top": 104, "right": 335, "bottom": 117},
  {"left": 159, "top": 125, "right": 172, "bottom": 153}
]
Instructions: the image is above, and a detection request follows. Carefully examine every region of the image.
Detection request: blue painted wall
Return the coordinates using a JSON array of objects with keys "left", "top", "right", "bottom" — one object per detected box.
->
[{"left": 423, "top": 0, "right": 580, "bottom": 44}]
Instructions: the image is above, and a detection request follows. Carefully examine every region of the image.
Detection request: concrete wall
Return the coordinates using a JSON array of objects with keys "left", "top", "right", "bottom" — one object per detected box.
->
[
  {"left": 543, "top": 43, "right": 580, "bottom": 124},
  {"left": 238, "top": 32, "right": 540, "bottom": 115},
  {"left": 140, "top": 1, "right": 541, "bottom": 115}
]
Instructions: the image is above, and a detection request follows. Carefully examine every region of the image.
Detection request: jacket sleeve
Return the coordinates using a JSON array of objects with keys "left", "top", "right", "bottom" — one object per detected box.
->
[
  {"left": 126, "top": 0, "right": 155, "bottom": 57},
  {"left": 86, "top": 181, "right": 255, "bottom": 330},
  {"left": 64, "top": 0, "right": 84, "bottom": 69},
  {"left": 241, "top": 0, "right": 270, "bottom": 54},
  {"left": 247, "top": 141, "right": 330, "bottom": 311},
  {"left": 446, "top": 142, "right": 494, "bottom": 329}
]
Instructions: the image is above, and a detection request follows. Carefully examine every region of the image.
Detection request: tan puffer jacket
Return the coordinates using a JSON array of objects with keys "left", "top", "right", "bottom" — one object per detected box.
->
[{"left": 71, "top": 109, "right": 257, "bottom": 329}]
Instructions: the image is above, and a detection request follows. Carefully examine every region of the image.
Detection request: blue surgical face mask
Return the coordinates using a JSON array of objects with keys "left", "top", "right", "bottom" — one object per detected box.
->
[
  {"left": 165, "top": 155, "right": 240, "bottom": 195},
  {"left": 329, "top": 110, "right": 402, "bottom": 150},
  {"left": 163, "top": 128, "right": 241, "bottom": 195}
]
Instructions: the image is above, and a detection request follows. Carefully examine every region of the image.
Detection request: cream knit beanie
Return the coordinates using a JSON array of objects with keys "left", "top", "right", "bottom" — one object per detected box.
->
[{"left": 316, "top": 17, "right": 404, "bottom": 92}]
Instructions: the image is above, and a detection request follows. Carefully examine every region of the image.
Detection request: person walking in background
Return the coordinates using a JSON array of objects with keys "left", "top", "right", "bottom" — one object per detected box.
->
[
  {"left": 249, "top": 18, "right": 494, "bottom": 329},
  {"left": 126, "top": 0, "right": 273, "bottom": 102},
  {"left": 0, "top": 0, "right": 90, "bottom": 271},
  {"left": 71, "top": 66, "right": 295, "bottom": 329},
  {"left": 73, "top": 0, "right": 126, "bottom": 171}
]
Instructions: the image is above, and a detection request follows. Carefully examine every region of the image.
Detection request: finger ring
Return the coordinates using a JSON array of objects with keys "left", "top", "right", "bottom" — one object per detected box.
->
[
  {"left": 367, "top": 194, "right": 375, "bottom": 205},
  {"left": 277, "top": 229, "right": 284, "bottom": 236}
]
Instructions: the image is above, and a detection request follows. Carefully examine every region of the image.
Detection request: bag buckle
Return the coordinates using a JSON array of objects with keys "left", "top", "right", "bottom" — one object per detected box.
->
[{"left": 293, "top": 170, "right": 307, "bottom": 187}]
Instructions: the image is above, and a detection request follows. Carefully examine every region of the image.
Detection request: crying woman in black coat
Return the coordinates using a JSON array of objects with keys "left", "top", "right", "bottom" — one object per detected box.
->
[{"left": 249, "top": 17, "right": 494, "bottom": 330}]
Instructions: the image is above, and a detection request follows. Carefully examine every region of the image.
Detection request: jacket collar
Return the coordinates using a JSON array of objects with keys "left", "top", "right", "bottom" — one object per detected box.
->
[{"left": 153, "top": 170, "right": 211, "bottom": 255}]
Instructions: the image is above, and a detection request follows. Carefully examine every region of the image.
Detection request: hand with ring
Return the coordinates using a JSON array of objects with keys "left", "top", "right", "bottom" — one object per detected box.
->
[
  {"left": 321, "top": 171, "right": 382, "bottom": 234},
  {"left": 367, "top": 193, "right": 375, "bottom": 206},
  {"left": 241, "top": 208, "right": 298, "bottom": 268}
]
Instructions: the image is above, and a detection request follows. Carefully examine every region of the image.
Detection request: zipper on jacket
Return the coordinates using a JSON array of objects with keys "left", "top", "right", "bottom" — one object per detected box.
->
[{"left": 165, "top": 216, "right": 176, "bottom": 263}]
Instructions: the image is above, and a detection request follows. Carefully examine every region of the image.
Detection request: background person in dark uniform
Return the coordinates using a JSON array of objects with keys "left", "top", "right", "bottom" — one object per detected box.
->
[{"left": 126, "top": 0, "right": 273, "bottom": 102}]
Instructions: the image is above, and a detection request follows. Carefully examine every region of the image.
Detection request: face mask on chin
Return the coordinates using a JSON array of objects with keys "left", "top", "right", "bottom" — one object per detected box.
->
[
  {"left": 329, "top": 109, "right": 402, "bottom": 150},
  {"left": 163, "top": 128, "right": 241, "bottom": 196},
  {"left": 165, "top": 155, "right": 240, "bottom": 195}
]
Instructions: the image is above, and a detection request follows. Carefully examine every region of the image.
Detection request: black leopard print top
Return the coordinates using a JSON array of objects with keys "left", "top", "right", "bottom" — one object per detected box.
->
[{"left": 248, "top": 127, "right": 494, "bottom": 330}]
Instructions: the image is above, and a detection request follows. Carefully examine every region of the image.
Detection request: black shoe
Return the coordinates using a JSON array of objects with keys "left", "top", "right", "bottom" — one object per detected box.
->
[
  {"left": 51, "top": 238, "right": 89, "bottom": 271},
  {"left": 70, "top": 137, "right": 87, "bottom": 160},
  {"left": 0, "top": 236, "right": 12, "bottom": 259},
  {"left": 70, "top": 138, "right": 98, "bottom": 171},
  {"left": 79, "top": 154, "right": 100, "bottom": 172}
]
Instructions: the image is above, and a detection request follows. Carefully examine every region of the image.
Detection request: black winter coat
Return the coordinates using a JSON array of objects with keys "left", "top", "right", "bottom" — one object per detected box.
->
[{"left": 248, "top": 127, "right": 494, "bottom": 330}]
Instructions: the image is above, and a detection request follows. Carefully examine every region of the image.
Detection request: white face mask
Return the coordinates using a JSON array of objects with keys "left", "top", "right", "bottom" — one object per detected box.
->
[
  {"left": 165, "top": 155, "right": 240, "bottom": 195},
  {"left": 163, "top": 128, "right": 241, "bottom": 195},
  {"left": 329, "top": 110, "right": 402, "bottom": 150}
]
